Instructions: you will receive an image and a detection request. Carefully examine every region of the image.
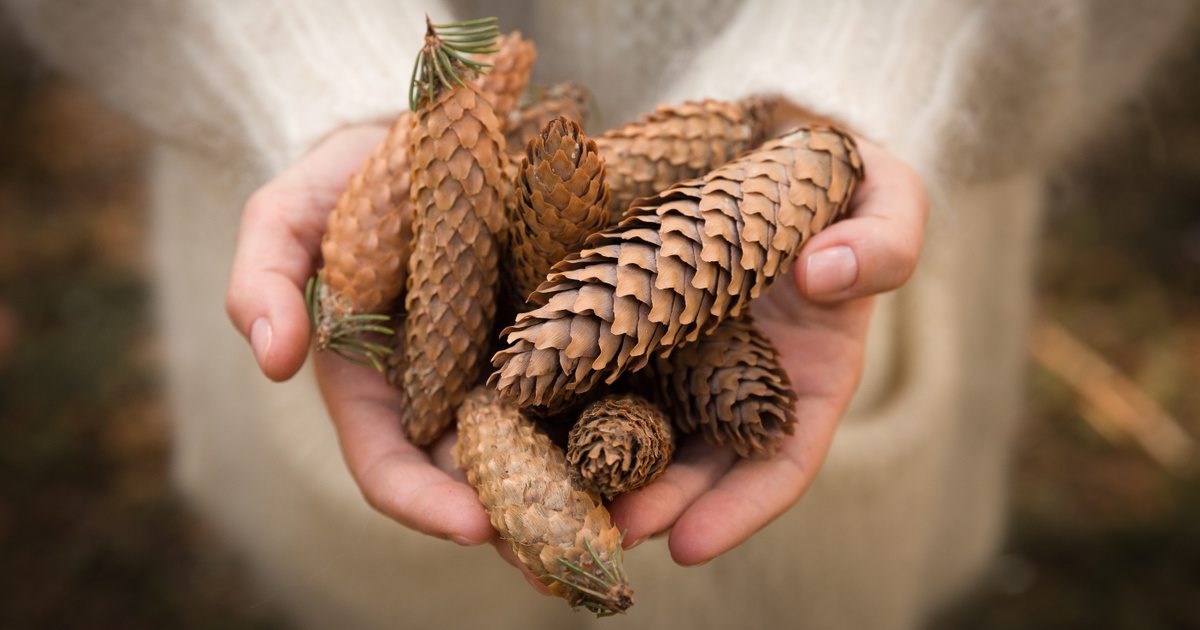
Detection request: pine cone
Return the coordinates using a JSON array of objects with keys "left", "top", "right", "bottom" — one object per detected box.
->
[
  {"left": 311, "top": 113, "right": 413, "bottom": 366},
  {"left": 490, "top": 125, "right": 863, "bottom": 408},
  {"left": 475, "top": 32, "right": 537, "bottom": 122},
  {"left": 567, "top": 394, "right": 674, "bottom": 498},
  {"left": 401, "top": 85, "right": 508, "bottom": 446},
  {"left": 454, "top": 387, "right": 634, "bottom": 616},
  {"left": 504, "top": 83, "right": 591, "bottom": 159},
  {"left": 505, "top": 117, "right": 610, "bottom": 307},
  {"left": 652, "top": 314, "right": 796, "bottom": 458},
  {"left": 594, "top": 96, "right": 773, "bottom": 222}
]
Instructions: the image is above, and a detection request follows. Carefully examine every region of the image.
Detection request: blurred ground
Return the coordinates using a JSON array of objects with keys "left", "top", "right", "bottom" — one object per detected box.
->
[{"left": 0, "top": 31, "right": 1197, "bottom": 630}]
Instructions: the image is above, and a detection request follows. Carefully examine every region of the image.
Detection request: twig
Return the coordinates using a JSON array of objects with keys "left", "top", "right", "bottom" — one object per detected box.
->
[{"left": 1030, "top": 316, "right": 1198, "bottom": 475}]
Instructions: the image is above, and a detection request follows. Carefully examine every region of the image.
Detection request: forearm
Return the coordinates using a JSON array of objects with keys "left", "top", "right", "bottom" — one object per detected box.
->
[{"left": 4, "top": 0, "right": 437, "bottom": 171}]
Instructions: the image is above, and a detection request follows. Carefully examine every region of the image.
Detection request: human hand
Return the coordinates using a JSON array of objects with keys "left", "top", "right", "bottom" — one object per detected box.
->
[
  {"left": 224, "top": 125, "right": 495, "bottom": 549},
  {"left": 608, "top": 137, "right": 929, "bottom": 565}
]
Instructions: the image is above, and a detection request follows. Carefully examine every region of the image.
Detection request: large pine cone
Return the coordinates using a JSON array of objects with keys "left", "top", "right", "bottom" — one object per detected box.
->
[
  {"left": 454, "top": 387, "right": 634, "bottom": 616},
  {"left": 490, "top": 126, "right": 863, "bottom": 408},
  {"left": 315, "top": 112, "right": 413, "bottom": 348},
  {"left": 400, "top": 86, "right": 508, "bottom": 446}
]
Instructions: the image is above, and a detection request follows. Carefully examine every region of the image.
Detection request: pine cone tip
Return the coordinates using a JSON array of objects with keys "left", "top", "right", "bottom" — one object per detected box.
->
[
  {"left": 306, "top": 274, "right": 393, "bottom": 372},
  {"left": 556, "top": 539, "right": 635, "bottom": 617}
]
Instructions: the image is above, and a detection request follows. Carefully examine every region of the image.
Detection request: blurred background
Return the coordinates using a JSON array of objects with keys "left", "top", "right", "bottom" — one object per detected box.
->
[{"left": 1, "top": 19, "right": 1197, "bottom": 630}]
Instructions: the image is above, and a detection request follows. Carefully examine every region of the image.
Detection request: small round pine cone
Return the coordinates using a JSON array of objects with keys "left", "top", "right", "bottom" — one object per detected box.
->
[
  {"left": 567, "top": 394, "right": 674, "bottom": 498},
  {"left": 505, "top": 116, "right": 610, "bottom": 306},
  {"left": 402, "top": 82, "right": 508, "bottom": 446},
  {"left": 653, "top": 314, "right": 796, "bottom": 458}
]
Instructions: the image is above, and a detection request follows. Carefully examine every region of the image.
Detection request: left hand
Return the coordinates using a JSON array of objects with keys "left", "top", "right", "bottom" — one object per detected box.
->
[{"left": 607, "top": 136, "right": 929, "bottom": 565}]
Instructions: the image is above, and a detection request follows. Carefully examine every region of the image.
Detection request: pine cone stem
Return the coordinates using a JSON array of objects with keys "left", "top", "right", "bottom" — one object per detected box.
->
[
  {"left": 490, "top": 125, "right": 863, "bottom": 408},
  {"left": 454, "top": 388, "right": 634, "bottom": 616}
]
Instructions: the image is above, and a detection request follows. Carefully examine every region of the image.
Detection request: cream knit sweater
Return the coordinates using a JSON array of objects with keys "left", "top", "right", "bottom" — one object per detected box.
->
[{"left": 7, "top": 1, "right": 1194, "bottom": 628}]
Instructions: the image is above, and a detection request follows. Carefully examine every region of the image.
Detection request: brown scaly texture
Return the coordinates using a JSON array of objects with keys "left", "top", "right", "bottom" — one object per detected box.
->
[
  {"left": 454, "top": 388, "right": 634, "bottom": 616},
  {"left": 567, "top": 394, "right": 674, "bottom": 498},
  {"left": 504, "top": 83, "right": 591, "bottom": 159},
  {"left": 652, "top": 314, "right": 796, "bottom": 458},
  {"left": 401, "top": 85, "right": 508, "bottom": 446},
  {"left": 475, "top": 31, "right": 536, "bottom": 123},
  {"left": 313, "top": 112, "right": 413, "bottom": 350},
  {"left": 506, "top": 117, "right": 610, "bottom": 307},
  {"left": 594, "top": 96, "right": 774, "bottom": 222},
  {"left": 490, "top": 125, "right": 863, "bottom": 409}
]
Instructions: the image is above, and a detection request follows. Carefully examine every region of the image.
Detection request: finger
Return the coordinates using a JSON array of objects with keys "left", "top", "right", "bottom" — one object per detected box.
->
[
  {"left": 665, "top": 402, "right": 839, "bottom": 566},
  {"left": 668, "top": 301, "right": 872, "bottom": 566},
  {"left": 226, "top": 126, "right": 389, "bottom": 381},
  {"left": 796, "top": 138, "right": 928, "bottom": 303},
  {"left": 226, "top": 189, "right": 320, "bottom": 381},
  {"left": 429, "top": 430, "right": 468, "bottom": 483},
  {"left": 607, "top": 437, "right": 736, "bottom": 547},
  {"left": 314, "top": 351, "right": 493, "bottom": 545},
  {"left": 491, "top": 537, "right": 553, "bottom": 596}
]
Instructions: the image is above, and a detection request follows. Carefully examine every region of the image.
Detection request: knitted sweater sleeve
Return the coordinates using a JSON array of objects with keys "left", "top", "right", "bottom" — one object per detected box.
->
[
  {"left": 661, "top": 0, "right": 1196, "bottom": 185},
  {"left": 3, "top": 0, "right": 443, "bottom": 172}
]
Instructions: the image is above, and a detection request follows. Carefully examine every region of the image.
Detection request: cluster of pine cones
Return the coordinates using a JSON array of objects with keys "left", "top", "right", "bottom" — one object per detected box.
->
[{"left": 306, "top": 19, "right": 862, "bottom": 616}]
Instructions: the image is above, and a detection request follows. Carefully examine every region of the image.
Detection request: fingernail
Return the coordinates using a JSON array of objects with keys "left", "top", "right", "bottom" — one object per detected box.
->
[
  {"left": 626, "top": 536, "right": 647, "bottom": 550},
  {"left": 250, "top": 317, "right": 272, "bottom": 366},
  {"left": 806, "top": 246, "right": 858, "bottom": 296},
  {"left": 450, "top": 535, "right": 481, "bottom": 546}
]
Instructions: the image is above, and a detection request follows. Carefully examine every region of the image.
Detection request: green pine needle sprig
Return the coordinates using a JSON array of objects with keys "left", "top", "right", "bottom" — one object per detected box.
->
[{"left": 409, "top": 16, "right": 499, "bottom": 111}]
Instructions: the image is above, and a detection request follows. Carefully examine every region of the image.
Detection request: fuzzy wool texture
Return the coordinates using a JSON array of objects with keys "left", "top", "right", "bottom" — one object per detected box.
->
[{"left": 5, "top": 0, "right": 1195, "bottom": 629}]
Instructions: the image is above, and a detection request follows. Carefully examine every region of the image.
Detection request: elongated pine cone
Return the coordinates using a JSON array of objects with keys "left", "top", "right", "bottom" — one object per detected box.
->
[
  {"left": 490, "top": 125, "right": 862, "bottom": 408},
  {"left": 506, "top": 117, "right": 610, "bottom": 306},
  {"left": 594, "top": 96, "right": 773, "bottom": 222},
  {"left": 504, "top": 83, "right": 591, "bottom": 158},
  {"left": 454, "top": 388, "right": 634, "bottom": 616},
  {"left": 401, "top": 86, "right": 508, "bottom": 446},
  {"left": 653, "top": 315, "right": 796, "bottom": 458},
  {"left": 567, "top": 394, "right": 674, "bottom": 498},
  {"left": 314, "top": 112, "right": 414, "bottom": 352},
  {"left": 476, "top": 32, "right": 537, "bottom": 122}
]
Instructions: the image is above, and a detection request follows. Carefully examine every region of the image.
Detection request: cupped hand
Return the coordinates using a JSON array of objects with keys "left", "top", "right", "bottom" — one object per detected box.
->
[
  {"left": 608, "top": 137, "right": 929, "bottom": 566},
  {"left": 224, "top": 125, "right": 494, "bottom": 547},
  {"left": 226, "top": 122, "right": 927, "bottom": 583}
]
